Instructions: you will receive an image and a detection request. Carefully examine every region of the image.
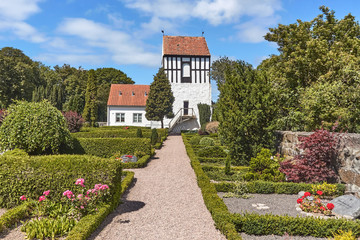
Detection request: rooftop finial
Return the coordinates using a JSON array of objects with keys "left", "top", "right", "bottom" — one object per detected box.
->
[
  {"left": 161, "top": 30, "right": 164, "bottom": 36},
  {"left": 202, "top": 31, "right": 204, "bottom": 36}
]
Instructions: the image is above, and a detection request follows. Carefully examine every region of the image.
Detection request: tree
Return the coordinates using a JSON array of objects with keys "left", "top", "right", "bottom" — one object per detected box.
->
[
  {"left": 211, "top": 56, "right": 240, "bottom": 88},
  {"left": 145, "top": 68, "right": 174, "bottom": 128},
  {"left": 218, "top": 61, "right": 277, "bottom": 165},
  {"left": 0, "top": 47, "right": 43, "bottom": 108},
  {"left": 259, "top": 6, "right": 360, "bottom": 132},
  {"left": 197, "top": 103, "right": 211, "bottom": 128},
  {"left": 82, "top": 70, "right": 98, "bottom": 127}
]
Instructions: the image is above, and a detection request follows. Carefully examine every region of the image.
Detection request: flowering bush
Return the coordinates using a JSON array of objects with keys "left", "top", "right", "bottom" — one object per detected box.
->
[
  {"left": 297, "top": 191, "right": 334, "bottom": 215},
  {"left": 62, "top": 111, "right": 85, "bottom": 133},
  {"left": 280, "top": 129, "right": 340, "bottom": 183}
]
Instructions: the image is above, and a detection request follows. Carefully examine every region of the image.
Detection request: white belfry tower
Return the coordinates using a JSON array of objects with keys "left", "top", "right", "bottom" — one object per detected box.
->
[{"left": 162, "top": 36, "right": 212, "bottom": 133}]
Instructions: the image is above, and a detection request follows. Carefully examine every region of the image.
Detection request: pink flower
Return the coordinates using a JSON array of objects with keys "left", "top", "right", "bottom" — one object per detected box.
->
[
  {"left": 327, "top": 203, "right": 335, "bottom": 210},
  {"left": 304, "top": 192, "right": 311, "bottom": 197},
  {"left": 77, "top": 194, "right": 83, "bottom": 199},
  {"left": 100, "top": 184, "right": 109, "bottom": 190},
  {"left": 94, "top": 184, "right": 102, "bottom": 190},
  {"left": 75, "top": 178, "right": 85, "bottom": 187},
  {"left": 39, "top": 196, "right": 46, "bottom": 202},
  {"left": 63, "top": 190, "right": 74, "bottom": 199},
  {"left": 43, "top": 190, "right": 50, "bottom": 196},
  {"left": 316, "top": 190, "right": 323, "bottom": 196},
  {"left": 20, "top": 195, "right": 26, "bottom": 201},
  {"left": 80, "top": 205, "right": 84, "bottom": 209},
  {"left": 86, "top": 189, "right": 92, "bottom": 195}
]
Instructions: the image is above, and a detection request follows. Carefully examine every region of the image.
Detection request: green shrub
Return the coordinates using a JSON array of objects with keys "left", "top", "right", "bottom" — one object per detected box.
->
[
  {"left": 181, "top": 134, "right": 241, "bottom": 240},
  {"left": 225, "top": 155, "right": 231, "bottom": 175},
  {"left": 189, "top": 135, "right": 201, "bottom": 145},
  {"left": 0, "top": 201, "right": 34, "bottom": 233},
  {"left": 243, "top": 148, "right": 285, "bottom": 182},
  {"left": 0, "top": 100, "right": 71, "bottom": 154},
  {"left": 232, "top": 213, "right": 360, "bottom": 238},
  {"left": 197, "top": 146, "right": 227, "bottom": 158},
  {"left": 150, "top": 129, "right": 158, "bottom": 145},
  {"left": 331, "top": 230, "right": 357, "bottom": 240},
  {"left": 65, "top": 171, "right": 134, "bottom": 240},
  {"left": 0, "top": 155, "right": 122, "bottom": 208},
  {"left": 198, "top": 157, "right": 226, "bottom": 164},
  {"left": 73, "top": 128, "right": 167, "bottom": 139},
  {"left": 199, "top": 137, "right": 215, "bottom": 146},
  {"left": 2, "top": 148, "right": 28, "bottom": 157},
  {"left": 136, "top": 128, "right": 143, "bottom": 138},
  {"left": 64, "top": 137, "right": 151, "bottom": 158},
  {"left": 214, "top": 180, "right": 345, "bottom": 195}
]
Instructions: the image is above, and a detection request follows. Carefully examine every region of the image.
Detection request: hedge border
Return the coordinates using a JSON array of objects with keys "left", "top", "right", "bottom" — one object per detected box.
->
[
  {"left": 214, "top": 181, "right": 345, "bottom": 195},
  {"left": 65, "top": 170, "right": 135, "bottom": 240},
  {"left": 181, "top": 133, "right": 241, "bottom": 240},
  {"left": 123, "top": 155, "right": 151, "bottom": 169},
  {"left": 232, "top": 213, "right": 360, "bottom": 238},
  {"left": 0, "top": 201, "right": 34, "bottom": 233}
]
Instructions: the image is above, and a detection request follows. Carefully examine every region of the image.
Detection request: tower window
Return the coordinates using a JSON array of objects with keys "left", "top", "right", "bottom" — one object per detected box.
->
[
  {"left": 119, "top": 91, "right": 122, "bottom": 96},
  {"left": 132, "top": 91, "right": 135, "bottom": 96},
  {"left": 181, "top": 62, "right": 191, "bottom": 83}
]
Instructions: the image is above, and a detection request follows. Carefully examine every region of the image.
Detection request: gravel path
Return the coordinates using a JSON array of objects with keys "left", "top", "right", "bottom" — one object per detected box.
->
[
  {"left": 219, "top": 193, "right": 327, "bottom": 240},
  {"left": 89, "top": 135, "right": 226, "bottom": 240}
]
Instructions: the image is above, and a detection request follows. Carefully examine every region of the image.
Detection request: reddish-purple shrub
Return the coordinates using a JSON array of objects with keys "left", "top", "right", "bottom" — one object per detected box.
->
[
  {"left": 0, "top": 109, "right": 6, "bottom": 126},
  {"left": 62, "top": 111, "right": 85, "bottom": 133},
  {"left": 279, "top": 129, "right": 340, "bottom": 183}
]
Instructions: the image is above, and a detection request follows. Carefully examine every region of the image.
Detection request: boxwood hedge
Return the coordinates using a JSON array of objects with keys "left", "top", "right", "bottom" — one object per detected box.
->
[{"left": 0, "top": 155, "right": 122, "bottom": 208}]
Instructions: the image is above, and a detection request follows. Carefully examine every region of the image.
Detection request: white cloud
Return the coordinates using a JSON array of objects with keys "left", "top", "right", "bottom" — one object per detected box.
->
[
  {"left": 56, "top": 18, "right": 160, "bottom": 66},
  {"left": 0, "top": 0, "right": 46, "bottom": 43},
  {"left": 35, "top": 53, "right": 107, "bottom": 66},
  {"left": 122, "top": 0, "right": 282, "bottom": 42}
]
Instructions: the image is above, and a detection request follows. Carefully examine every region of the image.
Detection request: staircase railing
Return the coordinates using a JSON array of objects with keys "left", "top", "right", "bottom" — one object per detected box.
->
[{"left": 168, "top": 108, "right": 195, "bottom": 132}]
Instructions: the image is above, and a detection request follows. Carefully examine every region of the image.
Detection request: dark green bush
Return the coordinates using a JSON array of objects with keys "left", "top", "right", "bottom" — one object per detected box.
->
[
  {"left": 232, "top": 213, "right": 360, "bottom": 238},
  {"left": 65, "top": 171, "right": 134, "bottom": 240},
  {"left": 136, "top": 128, "right": 143, "bottom": 138},
  {"left": 197, "top": 146, "right": 227, "bottom": 158},
  {"left": 150, "top": 129, "right": 158, "bottom": 145},
  {"left": 74, "top": 128, "right": 167, "bottom": 139},
  {"left": 0, "top": 155, "right": 122, "bottom": 208},
  {"left": 198, "top": 157, "right": 226, "bottom": 164},
  {"left": 0, "top": 100, "right": 71, "bottom": 154},
  {"left": 199, "top": 137, "right": 215, "bottom": 146},
  {"left": 64, "top": 137, "right": 151, "bottom": 158}
]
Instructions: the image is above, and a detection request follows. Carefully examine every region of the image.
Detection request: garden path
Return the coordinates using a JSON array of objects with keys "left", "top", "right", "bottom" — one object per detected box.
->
[{"left": 89, "top": 135, "right": 226, "bottom": 240}]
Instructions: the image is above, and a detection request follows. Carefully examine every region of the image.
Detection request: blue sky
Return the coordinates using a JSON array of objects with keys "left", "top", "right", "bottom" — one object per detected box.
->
[{"left": 0, "top": 0, "right": 359, "bottom": 101}]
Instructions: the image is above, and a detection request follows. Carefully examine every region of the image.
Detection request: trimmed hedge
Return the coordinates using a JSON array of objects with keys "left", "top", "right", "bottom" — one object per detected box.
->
[
  {"left": 0, "top": 201, "right": 34, "bottom": 233},
  {"left": 232, "top": 213, "right": 360, "bottom": 238},
  {"left": 65, "top": 171, "right": 134, "bottom": 240},
  {"left": 75, "top": 128, "right": 168, "bottom": 139},
  {"left": 64, "top": 137, "right": 151, "bottom": 158},
  {"left": 198, "top": 157, "right": 227, "bottom": 164},
  {"left": 214, "top": 181, "right": 345, "bottom": 195},
  {"left": 123, "top": 155, "right": 151, "bottom": 169},
  {"left": 0, "top": 155, "right": 122, "bottom": 208},
  {"left": 181, "top": 134, "right": 241, "bottom": 240}
]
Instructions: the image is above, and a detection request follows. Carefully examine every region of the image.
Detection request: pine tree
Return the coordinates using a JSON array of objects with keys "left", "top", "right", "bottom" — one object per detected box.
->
[
  {"left": 145, "top": 68, "right": 174, "bottom": 128},
  {"left": 83, "top": 70, "right": 98, "bottom": 127}
]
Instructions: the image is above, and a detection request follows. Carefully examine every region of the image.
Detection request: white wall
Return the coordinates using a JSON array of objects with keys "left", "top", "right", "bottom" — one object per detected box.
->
[
  {"left": 170, "top": 82, "right": 212, "bottom": 127},
  {"left": 107, "top": 106, "right": 167, "bottom": 128}
]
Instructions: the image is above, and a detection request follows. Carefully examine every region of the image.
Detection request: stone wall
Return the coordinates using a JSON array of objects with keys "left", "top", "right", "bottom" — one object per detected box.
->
[{"left": 275, "top": 131, "right": 360, "bottom": 196}]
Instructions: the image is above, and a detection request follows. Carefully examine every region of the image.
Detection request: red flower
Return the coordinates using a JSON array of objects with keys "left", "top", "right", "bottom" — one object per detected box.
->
[
  {"left": 126, "top": 155, "right": 133, "bottom": 158},
  {"left": 304, "top": 192, "right": 311, "bottom": 197},
  {"left": 316, "top": 190, "right": 323, "bottom": 196},
  {"left": 327, "top": 203, "right": 335, "bottom": 210},
  {"left": 320, "top": 206, "right": 326, "bottom": 211},
  {"left": 297, "top": 198, "right": 303, "bottom": 204}
]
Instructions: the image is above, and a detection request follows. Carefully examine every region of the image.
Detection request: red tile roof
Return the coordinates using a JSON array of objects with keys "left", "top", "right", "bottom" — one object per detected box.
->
[
  {"left": 163, "top": 36, "right": 210, "bottom": 56},
  {"left": 107, "top": 84, "right": 150, "bottom": 106}
]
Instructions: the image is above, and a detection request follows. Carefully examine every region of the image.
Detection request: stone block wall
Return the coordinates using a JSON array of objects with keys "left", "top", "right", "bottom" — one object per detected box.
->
[{"left": 275, "top": 131, "right": 360, "bottom": 196}]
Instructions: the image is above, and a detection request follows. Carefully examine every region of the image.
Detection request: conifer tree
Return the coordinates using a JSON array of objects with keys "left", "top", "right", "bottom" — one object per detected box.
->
[
  {"left": 145, "top": 68, "right": 174, "bottom": 128},
  {"left": 83, "top": 70, "right": 98, "bottom": 127}
]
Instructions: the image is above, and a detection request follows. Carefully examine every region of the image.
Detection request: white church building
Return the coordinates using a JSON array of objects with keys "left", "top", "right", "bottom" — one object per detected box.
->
[{"left": 107, "top": 35, "right": 212, "bottom": 133}]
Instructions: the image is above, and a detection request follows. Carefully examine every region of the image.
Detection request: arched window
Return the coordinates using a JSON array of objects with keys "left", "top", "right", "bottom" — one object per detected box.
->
[{"left": 182, "top": 63, "right": 190, "bottom": 77}]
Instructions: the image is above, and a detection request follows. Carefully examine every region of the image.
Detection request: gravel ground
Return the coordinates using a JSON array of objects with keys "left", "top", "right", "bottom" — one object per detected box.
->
[
  {"left": 219, "top": 193, "right": 327, "bottom": 240},
  {"left": 0, "top": 209, "right": 25, "bottom": 240},
  {"left": 89, "top": 135, "right": 226, "bottom": 240}
]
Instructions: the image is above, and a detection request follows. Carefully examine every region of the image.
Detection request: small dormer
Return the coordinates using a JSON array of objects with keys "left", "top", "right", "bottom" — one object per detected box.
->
[
  {"left": 162, "top": 36, "right": 211, "bottom": 84},
  {"left": 132, "top": 91, "right": 135, "bottom": 96},
  {"left": 119, "top": 91, "right": 122, "bottom": 96}
]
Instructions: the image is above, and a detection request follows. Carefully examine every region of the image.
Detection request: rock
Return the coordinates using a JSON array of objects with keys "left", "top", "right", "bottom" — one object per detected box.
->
[
  {"left": 330, "top": 195, "right": 360, "bottom": 219},
  {"left": 298, "top": 191, "right": 305, "bottom": 198},
  {"left": 120, "top": 155, "right": 138, "bottom": 163}
]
